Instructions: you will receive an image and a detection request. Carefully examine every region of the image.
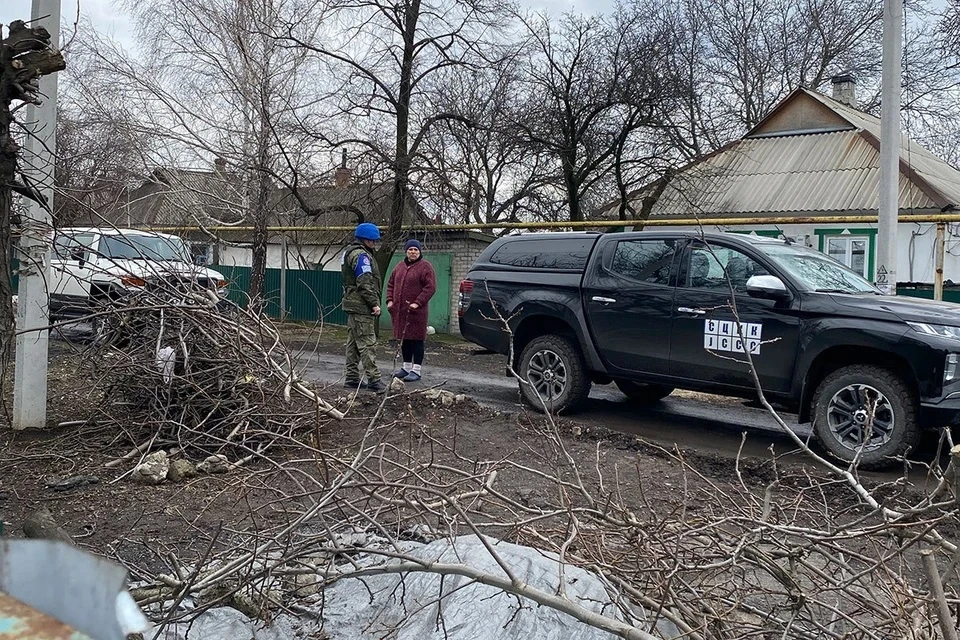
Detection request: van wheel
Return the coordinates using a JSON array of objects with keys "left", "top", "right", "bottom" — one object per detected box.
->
[
  {"left": 812, "top": 365, "right": 919, "bottom": 469},
  {"left": 517, "top": 335, "right": 591, "bottom": 414},
  {"left": 615, "top": 381, "right": 674, "bottom": 405}
]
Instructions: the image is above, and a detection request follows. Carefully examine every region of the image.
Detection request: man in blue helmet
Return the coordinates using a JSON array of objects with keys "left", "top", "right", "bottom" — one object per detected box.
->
[{"left": 341, "top": 222, "right": 386, "bottom": 392}]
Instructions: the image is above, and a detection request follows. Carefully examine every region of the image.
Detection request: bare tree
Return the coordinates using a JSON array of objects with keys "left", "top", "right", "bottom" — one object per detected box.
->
[
  {"left": 511, "top": 6, "right": 680, "bottom": 223},
  {"left": 282, "top": 0, "right": 507, "bottom": 272},
  {"left": 419, "top": 55, "right": 562, "bottom": 225},
  {"left": 938, "top": 0, "right": 960, "bottom": 55},
  {"left": 48, "top": 28, "right": 157, "bottom": 226},
  {"left": 83, "top": 0, "right": 328, "bottom": 305},
  {"left": 658, "top": 0, "right": 884, "bottom": 160},
  {"left": 896, "top": 2, "right": 960, "bottom": 167},
  {"left": 0, "top": 20, "right": 65, "bottom": 356}
]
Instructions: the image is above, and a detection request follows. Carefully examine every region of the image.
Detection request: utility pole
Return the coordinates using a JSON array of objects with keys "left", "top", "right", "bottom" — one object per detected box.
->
[
  {"left": 876, "top": 0, "right": 902, "bottom": 296},
  {"left": 13, "top": 0, "right": 60, "bottom": 429}
]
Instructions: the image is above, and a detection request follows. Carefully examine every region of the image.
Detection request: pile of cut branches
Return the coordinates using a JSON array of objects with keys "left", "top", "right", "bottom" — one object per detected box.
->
[{"left": 78, "top": 285, "right": 342, "bottom": 461}]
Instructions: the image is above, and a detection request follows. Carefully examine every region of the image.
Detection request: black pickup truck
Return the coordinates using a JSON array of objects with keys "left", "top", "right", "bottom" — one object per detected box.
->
[{"left": 458, "top": 231, "right": 960, "bottom": 467}]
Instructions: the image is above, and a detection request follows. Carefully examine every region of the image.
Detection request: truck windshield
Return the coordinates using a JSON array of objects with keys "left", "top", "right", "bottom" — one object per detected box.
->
[
  {"left": 100, "top": 235, "right": 190, "bottom": 262},
  {"left": 759, "top": 244, "right": 880, "bottom": 294}
]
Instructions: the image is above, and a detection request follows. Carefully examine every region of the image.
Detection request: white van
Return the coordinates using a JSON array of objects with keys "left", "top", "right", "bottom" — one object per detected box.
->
[{"left": 49, "top": 228, "right": 228, "bottom": 320}]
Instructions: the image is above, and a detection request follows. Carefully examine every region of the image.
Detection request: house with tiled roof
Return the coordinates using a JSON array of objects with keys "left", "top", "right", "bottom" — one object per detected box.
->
[
  {"left": 103, "top": 159, "right": 246, "bottom": 228},
  {"left": 101, "top": 154, "right": 492, "bottom": 333},
  {"left": 605, "top": 76, "right": 960, "bottom": 291},
  {"left": 101, "top": 155, "right": 434, "bottom": 266}
]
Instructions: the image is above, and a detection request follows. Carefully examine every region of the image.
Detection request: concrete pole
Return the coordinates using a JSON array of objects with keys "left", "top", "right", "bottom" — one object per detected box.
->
[
  {"left": 876, "top": 0, "right": 903, "bottom": 296},
  {"left": 13, "top": 0, "right": 60, "bottom": 430}
]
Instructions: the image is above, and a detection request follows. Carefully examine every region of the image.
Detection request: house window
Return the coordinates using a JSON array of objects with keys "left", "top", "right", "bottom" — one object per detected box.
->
[
  {"left": 816, "top": 229, "right": 877, "bottom": 280},
  {"left": 189, "top": 242, "right": 214, "bottom": 265},
  {"left": 826, "top": 236, "right": 869, "bottom": 277}
]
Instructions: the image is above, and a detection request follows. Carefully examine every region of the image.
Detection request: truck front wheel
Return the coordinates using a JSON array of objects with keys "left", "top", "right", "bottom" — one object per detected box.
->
[
  {"left": 517, "top": 335, "right": 591, "bottom": 414},
  {"left": 812, "top": 365, "right": 920, "bottom": 469}
]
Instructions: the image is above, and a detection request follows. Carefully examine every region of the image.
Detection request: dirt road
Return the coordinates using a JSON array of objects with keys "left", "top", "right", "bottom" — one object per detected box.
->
[{"left": 297, "top": 346, "right": 813, "bottom": 463}]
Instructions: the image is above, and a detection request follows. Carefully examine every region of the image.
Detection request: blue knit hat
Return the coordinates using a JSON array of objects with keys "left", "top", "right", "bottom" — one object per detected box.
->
[{"left": 404, "top": 239, "right": 423, "bottom": 252}]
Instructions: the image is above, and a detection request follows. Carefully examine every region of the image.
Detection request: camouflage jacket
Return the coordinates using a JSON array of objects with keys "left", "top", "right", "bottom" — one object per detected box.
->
[{"left": 341, "top": 242, "right": 382, "bottom": 314}]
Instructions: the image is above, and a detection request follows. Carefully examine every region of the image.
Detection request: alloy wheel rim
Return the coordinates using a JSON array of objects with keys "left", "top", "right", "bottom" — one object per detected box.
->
[
  {"left": 826, "top": 383, "right": 895, "bottom": 451},
  {"left": 527, "top": 349, "right": 567, "bottom": 401}
]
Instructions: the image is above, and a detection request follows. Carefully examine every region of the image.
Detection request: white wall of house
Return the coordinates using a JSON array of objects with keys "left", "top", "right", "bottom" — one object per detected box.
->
[
  {"left": 215, "top": 243, "right": 342, "bottom": 271},
  {"left": 654, "top": 221, "right": 960, "bottom": 286},
  {"left": 217, "top": 244, "right": 252, "bottom": 267}
]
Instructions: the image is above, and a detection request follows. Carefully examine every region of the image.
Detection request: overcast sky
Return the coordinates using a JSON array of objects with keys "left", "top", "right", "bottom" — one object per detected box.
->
[{"left": 1, "top": 0, "right": 612, "bottom": 52}]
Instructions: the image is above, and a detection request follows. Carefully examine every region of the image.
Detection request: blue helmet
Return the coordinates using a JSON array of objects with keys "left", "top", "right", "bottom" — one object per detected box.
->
[{"left": 355, "top": 222, "right": 381, "bottom": 241}]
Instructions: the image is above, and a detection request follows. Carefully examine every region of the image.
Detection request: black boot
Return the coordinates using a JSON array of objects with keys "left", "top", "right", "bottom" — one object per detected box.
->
[{"left": 366, "top": 379, "right": 387, "bottom": 393}]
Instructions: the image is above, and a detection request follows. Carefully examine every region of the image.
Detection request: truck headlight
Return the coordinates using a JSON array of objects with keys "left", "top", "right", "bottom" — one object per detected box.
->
[
  {"left": 908, "top": 322, "right": 960, "bottom": 341},
  {"left": 947, "top": 354, "right": 959, "bottom": 383},
  {"left": 120, "top": 276, "right": 147, "bottom": 288}
]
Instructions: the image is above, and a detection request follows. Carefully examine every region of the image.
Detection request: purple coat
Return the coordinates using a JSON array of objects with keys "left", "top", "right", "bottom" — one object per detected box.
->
[{"left": 386, "top": 257, "right": 437, "bottom": 341}]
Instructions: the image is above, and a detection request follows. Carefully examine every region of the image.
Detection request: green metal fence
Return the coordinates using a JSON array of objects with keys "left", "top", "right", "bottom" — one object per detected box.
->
[
  {"left": 897, "top": 286, "right": 960, "bottom": 304},
  {"left": 378, "top": 252, "right": 453, "bottom": 334},
  {"left": 215, "top": 265, "right": 350, "bottom": 326},
  {"left": 213, "top": 252, "right": 453, "bottom": 331}
]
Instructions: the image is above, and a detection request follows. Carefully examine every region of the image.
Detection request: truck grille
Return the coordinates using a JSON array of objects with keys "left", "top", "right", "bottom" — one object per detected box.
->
[{"left": 148, "top": 275, "right": 215, "bottom": 292}]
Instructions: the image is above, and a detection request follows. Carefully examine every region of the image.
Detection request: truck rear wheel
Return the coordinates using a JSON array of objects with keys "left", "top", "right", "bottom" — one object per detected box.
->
[
  {"left": 517, "top": 335, "right": 591, "bottom": 414},
  {"left": 812, "top": 365, "right": 919, "bottom": 469},
  {"left": 615, "top": 381, "right": 674, "bottom": 405}
]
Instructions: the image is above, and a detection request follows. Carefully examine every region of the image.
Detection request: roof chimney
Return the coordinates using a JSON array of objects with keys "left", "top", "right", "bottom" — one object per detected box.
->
[
  {"left": 213, "top": 156, "right": 228, "bottom": 176},
  {"left": 831, "top": 73, "right": 857, "bottom": 108},
  {"left": 334, "top": 149, "right": 352, "bottom": 188}
]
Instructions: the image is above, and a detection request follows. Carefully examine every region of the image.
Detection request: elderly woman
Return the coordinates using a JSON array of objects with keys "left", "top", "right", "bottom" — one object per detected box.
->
[{"left": 386, "top": 239, "right": 437, "bottom": 381}]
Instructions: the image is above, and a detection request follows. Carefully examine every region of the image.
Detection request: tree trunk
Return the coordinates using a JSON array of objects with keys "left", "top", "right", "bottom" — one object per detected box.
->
[
  {"left": 0, "top": 100, "right": 17, "bottom": 374},
  {"left": 635, "top": 168, "right": 673, "bottom": 231},
  {"left": 248, "top": 167, "right": 270, "bottom": 310},
  {"left": 0, "top": 21, "right": 65, "bottom": 392},
  {"left": 247, "top": 116, "right": 272, "bottom": 309},
  {"left": 376, "top": 0, "right": 422, "bottom": 280},
  {"left": 564, "top": 166, "right": 582, "bottom": 223}
]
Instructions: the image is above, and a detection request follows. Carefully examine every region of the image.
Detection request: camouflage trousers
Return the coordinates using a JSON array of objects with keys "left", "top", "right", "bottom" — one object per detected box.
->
[{"left": 345, "top": 313, "right": 381, "bottom": 383}]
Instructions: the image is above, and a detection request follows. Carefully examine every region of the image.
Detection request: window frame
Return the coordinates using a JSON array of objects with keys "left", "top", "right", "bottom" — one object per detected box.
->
[
  {"left": 604, "top": 238, "right": 681, "bottom": 287},
  {"left": 488, "top": 238, "right": 594, "bottom": 271},
  {"left": 677, "top": 241, "right": 774, "bottom": 294},
  {"left": 53, "top": 232, "right": 97, "bottom": 262},
  {"left": 816, "top": 228, "right": 877, "bottom": 280}
]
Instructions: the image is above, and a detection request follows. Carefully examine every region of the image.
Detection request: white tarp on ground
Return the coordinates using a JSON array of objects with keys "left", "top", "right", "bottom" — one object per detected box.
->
[{"left": 156, "top": 535, "right": 681, "bottom": 640}]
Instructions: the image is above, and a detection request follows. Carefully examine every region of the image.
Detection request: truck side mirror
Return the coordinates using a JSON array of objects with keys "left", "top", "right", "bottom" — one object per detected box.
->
[{"left": 746, "top": 275, "right": 790, "bottom": 300}]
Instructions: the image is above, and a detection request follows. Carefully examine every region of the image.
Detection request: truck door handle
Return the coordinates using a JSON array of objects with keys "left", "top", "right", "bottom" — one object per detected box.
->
[
  {"left": 591, "top": 296, "right": 616, "bottom": 304},
  {"left": 677, "top": 306, "right": 706, "bottom": 315}
]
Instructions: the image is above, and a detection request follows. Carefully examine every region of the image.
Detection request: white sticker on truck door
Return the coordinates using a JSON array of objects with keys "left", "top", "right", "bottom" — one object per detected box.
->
[{"left": 703, "top": 319, "right": 762, "bottom": 354}]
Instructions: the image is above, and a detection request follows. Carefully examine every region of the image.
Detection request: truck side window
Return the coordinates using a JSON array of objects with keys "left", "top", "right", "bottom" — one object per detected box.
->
[
  {"left": 53, "top": 234, "right": 95, "bottom": 262},
  {"left": 686, "top": 246, "right": 766, "bottom": 292},
  {"left": 609, "top": 240, "right": 675, "bottom": 285},
  {"left": 489, "top": 238, "right": 593, "bottom": 270}
]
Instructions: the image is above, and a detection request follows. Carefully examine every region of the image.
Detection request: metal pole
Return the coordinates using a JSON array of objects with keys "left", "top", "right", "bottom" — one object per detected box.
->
[
  {"left": 13, "top": 0, "right": 60, "bottom": 430},
  {"left": 279, "top": 234, "right": 287, "bottom": 320},
  {"left": 145, "top": 211, "right": 960, "bottom": 234},
  {"left": 876, "top": 0, "right": 903, "bottom": 296},
  {"left": 935, "top": 222, "right": 945, "bottom": 301}
]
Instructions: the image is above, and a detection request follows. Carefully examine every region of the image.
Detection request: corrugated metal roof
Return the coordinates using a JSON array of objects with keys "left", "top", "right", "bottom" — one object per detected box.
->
[
  {"left": 625, "top": 89, "right": 960, "bottom": 219},
  {"left": 99, "top": 170, "right": 434, "bottom": 231},
  {"left": 805, "top": 90, "right": 960, "bottom": 207}
]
